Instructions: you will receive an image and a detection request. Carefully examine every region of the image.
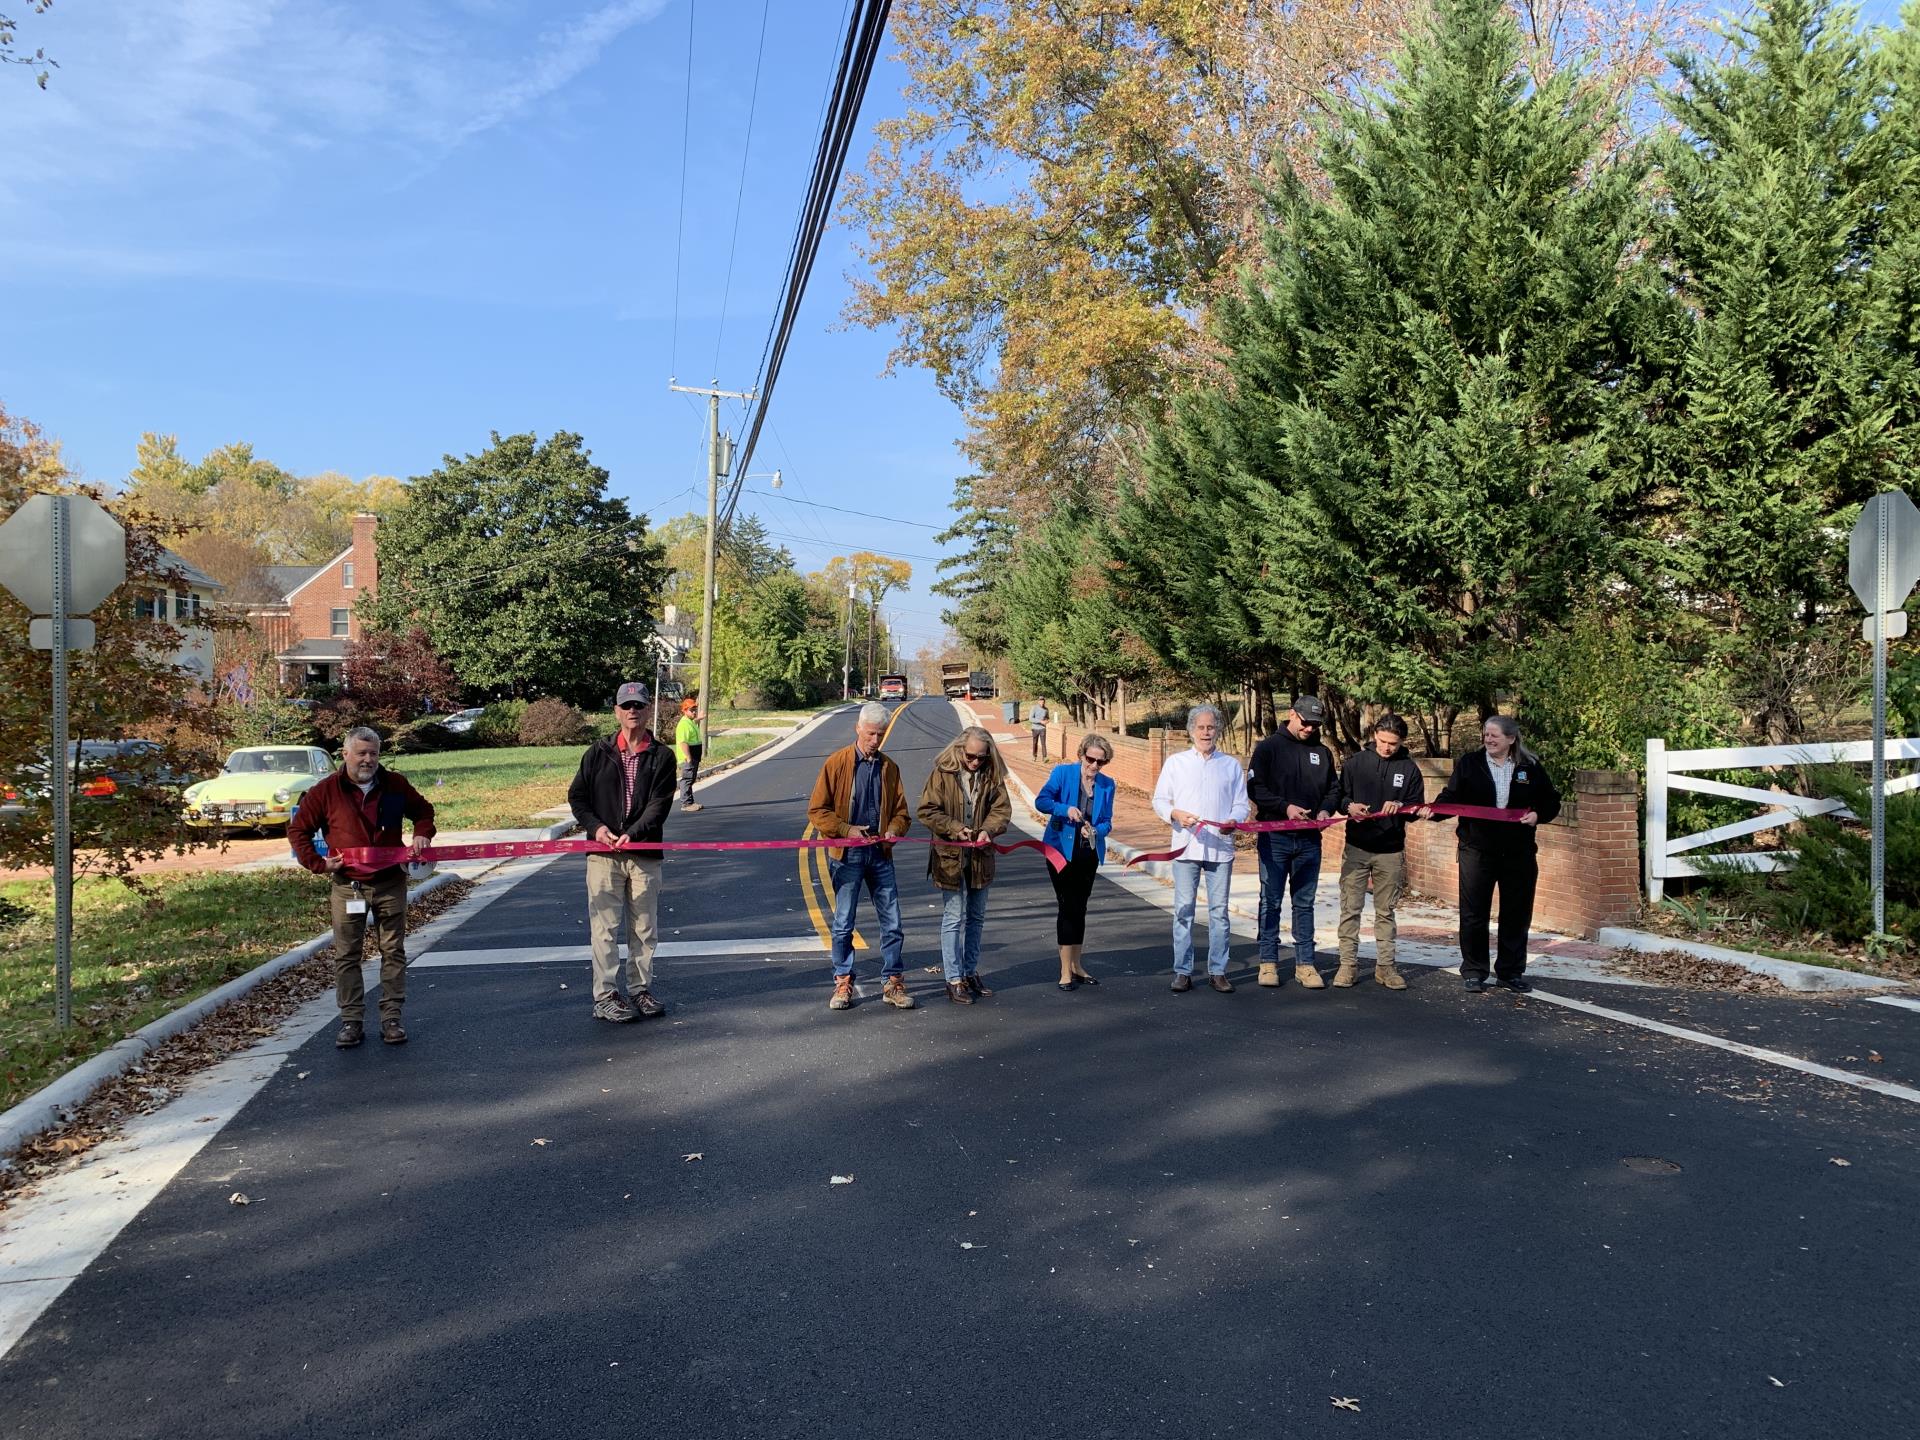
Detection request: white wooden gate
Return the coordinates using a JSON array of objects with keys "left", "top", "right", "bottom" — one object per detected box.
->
[{"left": 1644, "top": 736, "right": 1920, "bottom": 901}]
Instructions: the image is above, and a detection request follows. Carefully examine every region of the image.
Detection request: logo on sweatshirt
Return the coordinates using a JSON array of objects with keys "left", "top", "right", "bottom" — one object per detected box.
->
[
  {"left": 1392, "top": 773, "right": 1404, "bottom": 788},
  {"left": 1309, "top": 753, "right": 1321, "bottom": 765},
  {"left": 1516, "top": 770, "right": 1528, "bottom": 783}
]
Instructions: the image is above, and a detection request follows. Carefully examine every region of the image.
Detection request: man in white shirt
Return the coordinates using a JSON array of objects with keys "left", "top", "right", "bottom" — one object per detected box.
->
[{"left": 1151, "top": 704, "right": 1251, "bottom": 992}]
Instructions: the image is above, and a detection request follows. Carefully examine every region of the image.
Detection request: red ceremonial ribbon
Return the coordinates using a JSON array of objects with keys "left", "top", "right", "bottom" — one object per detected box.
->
[
  {"left": 1121, "top": 803, "right": 1532, "bottom": 868},
  {"left": 337, "top": 833, "right": 1069, "bottom": 873}
]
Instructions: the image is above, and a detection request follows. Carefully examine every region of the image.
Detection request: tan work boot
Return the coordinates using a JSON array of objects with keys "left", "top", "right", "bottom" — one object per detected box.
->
[
  {"left": 1257, "top": 962, "right": 1281, "bottom": 987},
  {"left": 881, "top": 975, "right": 916, "bottom": 1009},
  {"left": 829, "top": 974, "right": 855, "bottom": 1011},
  {"left": 1374, "top": 962, "right": 1408, "bottom": 990},
  {"left": 1294, "top": 964, "right": 1326, "bottom": 990},
  {"left": 1331, "top": 962, "right": 1359, "bottom": 988}
]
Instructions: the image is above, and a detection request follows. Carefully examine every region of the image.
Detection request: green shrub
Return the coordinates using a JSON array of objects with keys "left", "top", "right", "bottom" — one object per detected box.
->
[
  {"left": 517, "top": 698, "right": 592, "bottom": 747},
  {"left": 219, "top": 698, "right": 316, "bottom": 749},
  {"left": 1707, "top": 768, "right": 1919, "bottom": 944},
  {"left": 475, "top": 700, "right": 527, "bottom": 747}
]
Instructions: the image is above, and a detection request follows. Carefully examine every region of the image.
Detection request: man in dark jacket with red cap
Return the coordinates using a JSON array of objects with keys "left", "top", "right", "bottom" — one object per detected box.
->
[{"left": 289, "top": 726, "right": 436, "bottom": 1048}]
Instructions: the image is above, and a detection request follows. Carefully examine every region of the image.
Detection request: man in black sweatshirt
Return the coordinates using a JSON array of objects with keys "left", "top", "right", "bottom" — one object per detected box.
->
[
  {"left": 1331, "top": 712, "right": 1425, "bottom": 990},
  {"left": 1246, "top": 695, "right": 1339, "bottom": 988}
]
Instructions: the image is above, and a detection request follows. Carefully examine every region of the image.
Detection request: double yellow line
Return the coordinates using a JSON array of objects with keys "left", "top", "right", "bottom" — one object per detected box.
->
[{"left": 799, "top": 698, "right": 918, "bottom": 951}]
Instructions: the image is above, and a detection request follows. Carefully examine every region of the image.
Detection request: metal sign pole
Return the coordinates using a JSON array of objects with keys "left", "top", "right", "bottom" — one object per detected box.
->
[
  {"left": 1871, "top": 498, "right": 1889, "bottom": 938},
  {"left": 51, "top": 496, "right": 74, "bottom": 1029}
]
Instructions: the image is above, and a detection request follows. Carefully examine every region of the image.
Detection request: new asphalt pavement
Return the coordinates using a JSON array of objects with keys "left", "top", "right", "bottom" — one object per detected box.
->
[{"left": 2, "top": 699, "right": 1915, "bottom": 1438}]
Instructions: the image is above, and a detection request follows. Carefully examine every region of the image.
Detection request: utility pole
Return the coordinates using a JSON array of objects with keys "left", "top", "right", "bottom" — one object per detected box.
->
[
  {"left": 668, "top": 379, "right": 753, "bottom": 727},
  {"left": 842, "top": 582, "right": 856, "bottom": 700},
  {"left": 866, "top": 598, "right": 876, "bottom": 694}
]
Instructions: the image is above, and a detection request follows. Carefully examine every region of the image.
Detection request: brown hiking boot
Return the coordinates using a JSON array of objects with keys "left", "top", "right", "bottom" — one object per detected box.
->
[
  {"left": 1294, "top": 964, "right": 1326, "bottom": 990},
  {"left": 1257, "top": 962, "right": 1281, "bottom": 987},
  {"left": 380, "top": 1018, "right": 407, "bottom": 1045},
  {"left": 963, "top": 974, "right": 993, "bottom": 998},
  {"left": 335, "top": 1020, "right": 364, "bottom": 1048},
  {"left": 946, "top": 980, "right": 974, "bottom": 1004},
  {"left": 881, "top": 975, "right": 916, "bottom": 1009},
  {"left": 1374, "top": 963, "right": 1408, "bottom": 990},
  {"left": 1208, "top": 974, "right": 1235, "bottom": 993},
  {"left": 829, "top": 974, "right": 856, "bottom": 1010},
  {"left": 1332, "top": 962, "right": 1359, "bottom": 988}
]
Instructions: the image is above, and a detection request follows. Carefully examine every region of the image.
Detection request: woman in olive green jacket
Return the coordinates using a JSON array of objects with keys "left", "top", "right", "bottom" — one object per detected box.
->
[{"left": 917, "top": 726, "right": 1012, "bottom": 1003}]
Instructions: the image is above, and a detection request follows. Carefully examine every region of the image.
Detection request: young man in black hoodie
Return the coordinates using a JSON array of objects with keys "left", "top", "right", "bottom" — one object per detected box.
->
[
  {"left": 1246, "top": 695, "right": 1339, "bottom": 988},
  {"left": 1331, "top": 712, "right": 1424, "bottom": 990},
  {"left": 568, "top": 681, "right": 678, "bottom": 1023}
]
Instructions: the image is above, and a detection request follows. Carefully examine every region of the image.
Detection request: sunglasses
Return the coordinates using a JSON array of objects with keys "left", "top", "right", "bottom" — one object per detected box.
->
[
  {"left": 617, "top": 701, "right": 648, "bottom": 711},
  {"left": 962, "top": 751, "right": 989, "bottom": 764},
  {"left": 1086, "top": 755, "right": 1110, "bottom": 766}
]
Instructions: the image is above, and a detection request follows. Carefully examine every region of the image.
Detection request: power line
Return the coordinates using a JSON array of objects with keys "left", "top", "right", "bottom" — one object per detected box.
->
[
  {"left": 711, "top": 0, "right": 772, "bottom": 376},
  {"left": 718, "top": 0, "right": 892, "bottom": 534},
  {"left": 740, "top": 488, "right": 943, "bottom": 530},
  {"left": 757, "top": 528, "right": 942, "bottom": 564},
  {"left": 667, "top": 0, "right": 696, "bottom": 375}
]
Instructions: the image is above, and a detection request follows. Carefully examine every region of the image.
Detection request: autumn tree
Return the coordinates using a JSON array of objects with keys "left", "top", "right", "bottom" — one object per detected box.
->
[
  {"left": 1, "top": 402, "right": 234, "bottom": 880},
  {"left": 820, "top": 551, "right": 912, "bottom": 691},
  {"left": 1, "top": 1, "right": 55, "bottom": 87},
  {"left": 341, "top": 628, "right": 461, "bottom": 727}
]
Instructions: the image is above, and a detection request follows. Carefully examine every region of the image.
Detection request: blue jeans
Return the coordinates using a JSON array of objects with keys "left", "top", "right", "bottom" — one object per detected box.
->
[
  {"left": 829, "top": 849, "right": 905, "bottom": 978},
  {"left": 940, "top": 882, "right": 989, "bottom": 981},
  {"left": 1258, "top": 831, "right": 1322, "bottom": 967},
  {"left": 1171, "top": 858, "right": 1232, "bottom": 975}
]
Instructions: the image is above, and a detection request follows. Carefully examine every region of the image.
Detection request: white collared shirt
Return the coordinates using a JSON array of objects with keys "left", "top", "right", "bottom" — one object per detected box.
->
[
  {"left": 1152, "top": 746, "right": 1251, "bottom": 862},
  {"left": 1486, "top": 753, "right": 1515, "bottom": 809}
]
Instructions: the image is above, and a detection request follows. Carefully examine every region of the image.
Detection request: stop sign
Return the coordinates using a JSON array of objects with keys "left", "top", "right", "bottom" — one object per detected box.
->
[
  {"left": 1849, "top": 489, "right": 1920, "bottom": 613},
  {"left": 0, "top": 493, "right": 127, "bottom": 615}
]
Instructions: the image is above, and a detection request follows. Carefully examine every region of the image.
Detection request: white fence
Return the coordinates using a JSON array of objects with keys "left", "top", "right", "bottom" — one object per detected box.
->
[{"left": 1645, "top": 736, "right": 1920, "bottom": 901}]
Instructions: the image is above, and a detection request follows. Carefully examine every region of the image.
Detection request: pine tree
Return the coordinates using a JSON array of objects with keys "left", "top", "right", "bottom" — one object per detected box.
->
[
  {"left": 1649, "top": 0, "right": 1913, "bottom": 741},
  {"left": 1130, "top": 0, "right": 1650, "bottom": 749}
]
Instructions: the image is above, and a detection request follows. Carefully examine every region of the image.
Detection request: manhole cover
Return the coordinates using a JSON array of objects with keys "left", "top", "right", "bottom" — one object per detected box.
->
[{"left": 1620, "top": 1155, "right": 1683, "bottom": 1175}]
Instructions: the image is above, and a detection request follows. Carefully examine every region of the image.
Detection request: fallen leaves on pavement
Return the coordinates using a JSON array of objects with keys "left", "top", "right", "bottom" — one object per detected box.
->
[
  {"left": 1332, "top": 1397, "right": 1361, "bottom": 1412},
  {"left": 1608, "top": 949, "right": 1789, "bottom": 994}
]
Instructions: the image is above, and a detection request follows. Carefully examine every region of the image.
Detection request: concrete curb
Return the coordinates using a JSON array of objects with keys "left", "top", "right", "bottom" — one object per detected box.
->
[
  {"left": 1595, "top": 927, "right": 1913, "bottom": 994},
  {"left": 0, "top": 868, "right": 464, "bottom": 1163}
]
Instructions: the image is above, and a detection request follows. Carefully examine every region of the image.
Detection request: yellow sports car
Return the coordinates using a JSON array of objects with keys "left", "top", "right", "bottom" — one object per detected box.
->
[{"left": 183, "top": 745, "right": 337, "bottom": 831}]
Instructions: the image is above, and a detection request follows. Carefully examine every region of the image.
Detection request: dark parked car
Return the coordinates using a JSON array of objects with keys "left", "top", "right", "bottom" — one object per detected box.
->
[{"left": 1, "top": 740, "right": 197, "bottom": 820}]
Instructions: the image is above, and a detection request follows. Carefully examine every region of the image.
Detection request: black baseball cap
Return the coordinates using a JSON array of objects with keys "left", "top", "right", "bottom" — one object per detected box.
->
[{"left": 1290, "top": 695, "right": 1327, "bottom": 724}]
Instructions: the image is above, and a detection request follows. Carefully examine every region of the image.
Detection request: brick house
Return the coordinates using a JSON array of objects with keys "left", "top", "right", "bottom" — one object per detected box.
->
[{"left": 246, "top": 513, "right": 380, "bottom": 689}]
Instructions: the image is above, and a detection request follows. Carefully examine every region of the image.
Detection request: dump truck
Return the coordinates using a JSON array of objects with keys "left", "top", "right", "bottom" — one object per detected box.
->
[{"left": 940, "top": 661, "right": 972, "bottom": 698}]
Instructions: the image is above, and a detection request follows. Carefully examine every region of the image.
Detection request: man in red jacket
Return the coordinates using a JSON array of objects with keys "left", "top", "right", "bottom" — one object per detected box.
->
[{"left": 289, "top": 726, "right": 436, "bottom": 1048}]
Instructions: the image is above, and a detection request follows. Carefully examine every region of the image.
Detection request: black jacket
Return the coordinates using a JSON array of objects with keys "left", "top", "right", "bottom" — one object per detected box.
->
[
  {"left": 1432, "top": 748, "right": 1561, "bottom": 857},
  {"left": 1247, "top": 726, "right": 1339, "bottom": 822},
  {"left": 568, "top": 733, "right": 677, "bottom": 857},
  {"left": 1332, "top": 748, "right": 1427, "bottom": 854}
]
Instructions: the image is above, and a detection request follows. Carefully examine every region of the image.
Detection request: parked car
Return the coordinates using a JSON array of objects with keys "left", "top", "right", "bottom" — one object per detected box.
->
[
  {"left": 1, "top": 740, "right": 196, "bottom": 820},
  {"left": 182, "top": 745, "right": 337, "bottom": 832},
  {"left": 441, "top": 707, "right": 486, "bottom": 735}
]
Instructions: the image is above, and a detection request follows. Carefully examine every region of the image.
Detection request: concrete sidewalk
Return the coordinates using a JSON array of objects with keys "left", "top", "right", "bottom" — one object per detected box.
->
[{"left": 957, "top": 699, "right": 1620, "bottom": 978}]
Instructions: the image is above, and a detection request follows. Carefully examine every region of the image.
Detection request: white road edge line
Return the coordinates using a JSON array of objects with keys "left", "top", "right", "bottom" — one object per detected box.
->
[
  {"left": 416, "top": 937, "right": 827, "bottom": 967},
  {"left": 1529, "top": 989, "right": 1920, "bottom": 1105},
  {"left": 0, "top": 850, "right": 562, "bottom": 1362},
  {"left": 1866, "top": 995, "right": 1920, "bottom": 1014}
]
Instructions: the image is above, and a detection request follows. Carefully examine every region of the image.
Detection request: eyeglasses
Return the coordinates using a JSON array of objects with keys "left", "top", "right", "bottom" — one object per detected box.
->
[{"left": 962, "top": 751, "right": 988, "bottom": 764}]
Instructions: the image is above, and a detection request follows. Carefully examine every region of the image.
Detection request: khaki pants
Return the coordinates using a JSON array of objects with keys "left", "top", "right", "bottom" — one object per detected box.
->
[
  {"left": 331, "top": 871, "right": 408, "bottom": 1022},
  {"left": 1337, "top": 846, "right": 1405, "bottom": 968},
  {"left": 586, "top": 853, "right": 662, "bottom": 1000}
]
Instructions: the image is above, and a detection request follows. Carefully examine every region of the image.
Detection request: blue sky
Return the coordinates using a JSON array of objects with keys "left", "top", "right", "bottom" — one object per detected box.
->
[
  {"left": 1, "top": 1, "right": 1911, "bottom": 658},
  {"left": 0, "top": 0, "right": 964, "bottom": 655}
]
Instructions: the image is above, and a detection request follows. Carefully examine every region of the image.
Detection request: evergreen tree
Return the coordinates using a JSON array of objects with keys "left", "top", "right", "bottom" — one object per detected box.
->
[
  {"left": 930, "top": 475, "right": 1016, "bottom": 661},
  {"left": 1647, "top": 0, "right": 1910, "bottom": 742},
  {"left": 1132, "top": 0, "right": 1650, "bottom": 748},
  {"left": 368, "top": 432, "right": 665, "bottom": 708}
]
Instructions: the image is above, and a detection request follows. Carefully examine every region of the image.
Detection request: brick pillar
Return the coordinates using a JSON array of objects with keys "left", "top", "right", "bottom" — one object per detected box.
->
[
  {"left": 1148, "top": 728, "right": 1167, "bottom": 789},
  {"left": 1569, "top": 769, "right": 1641, "bottom": 933}
]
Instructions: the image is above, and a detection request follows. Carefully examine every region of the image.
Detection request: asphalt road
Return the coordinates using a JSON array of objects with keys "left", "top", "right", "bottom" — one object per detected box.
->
[{"left": 3, "top": 699, "right": 1916, "bottom": 1438}]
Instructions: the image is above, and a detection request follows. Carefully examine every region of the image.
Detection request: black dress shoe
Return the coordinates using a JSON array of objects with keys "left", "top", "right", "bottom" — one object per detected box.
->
[
  {"left": 1170, "top": 974, "right": 1193, "bottom": 992},
  {"left": 1462, "top": 977, "right": 1489, "bottom": 994},
  {"left": 1498, "top": 977, "right": 1534, "bottom": 994}
]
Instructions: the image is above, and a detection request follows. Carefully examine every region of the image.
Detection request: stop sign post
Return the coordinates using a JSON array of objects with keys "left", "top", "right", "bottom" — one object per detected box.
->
[
  {"left": 0, "top": 493, "right": 129, "bottom": 1029},
  {"left": 1848, "top": 490, "right": 1920, "bottom": 940}
]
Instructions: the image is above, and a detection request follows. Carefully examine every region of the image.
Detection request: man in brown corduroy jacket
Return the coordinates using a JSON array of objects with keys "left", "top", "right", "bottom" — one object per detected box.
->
[{"left": 807, "top": 702, "right": 912, "bottom": 1012}]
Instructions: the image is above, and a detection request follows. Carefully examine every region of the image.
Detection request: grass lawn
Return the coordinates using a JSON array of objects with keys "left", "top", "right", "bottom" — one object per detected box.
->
[
  {"left": 386, "top": 731, "right": 773, "bottom": 831},
  {"left": 0, "top": 869, "right": 335, "bottom": 1113}
]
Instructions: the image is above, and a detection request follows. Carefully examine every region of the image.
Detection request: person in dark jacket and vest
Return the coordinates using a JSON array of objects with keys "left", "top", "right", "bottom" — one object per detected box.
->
[
  {"left": 1427, "top": 714, "right": 1561, "bottom": 993},
  {"left": 807, "top": 702, "right": 914, "bottom": 1012},
  {"left": 568, "top": 681, "right": 678, "bottom": 1023},
  {"left": 289, "top": 726, "right": 436, "bottom": 1049},
  {"left": 917, "top": 726, "right": 1013, "bottom": 1004},
  {"left": 1247, "top": 695, "right": 1339, "bottom": 989},
  {"left": 1331, "top": 712, "right": 1425, "bottom": 990}
]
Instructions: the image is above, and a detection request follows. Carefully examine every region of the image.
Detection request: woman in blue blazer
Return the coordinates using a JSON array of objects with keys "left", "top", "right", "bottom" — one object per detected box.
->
[{"left": 1033, "top": 733, "right": 1117, "bottom": 990}]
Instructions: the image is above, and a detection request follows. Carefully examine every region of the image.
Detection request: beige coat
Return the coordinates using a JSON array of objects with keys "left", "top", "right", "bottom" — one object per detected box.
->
[{"left": 916, "top": 736, "right": 1012, "bottom": 890}]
